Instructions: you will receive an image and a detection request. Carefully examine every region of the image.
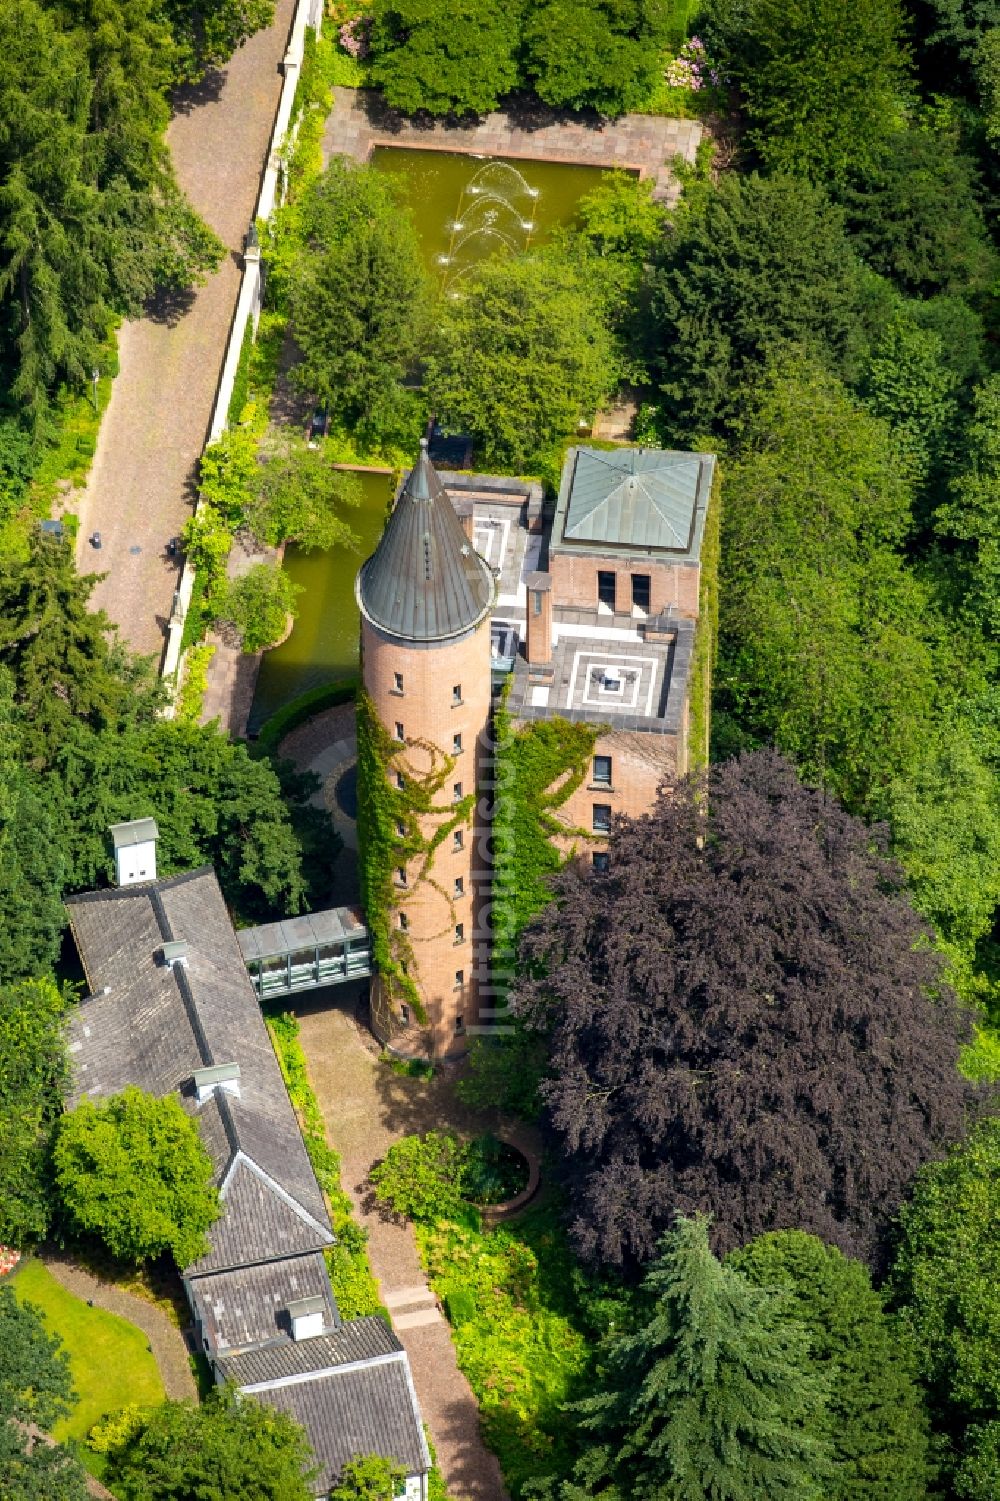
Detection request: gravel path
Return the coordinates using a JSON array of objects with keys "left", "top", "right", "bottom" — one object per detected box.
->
[
  {"left": 296, "top": 999, "right": 541, "bottom": 1501},
  {"left": 75, "top": 0, "right": 297, "bottom": 664},
  {"left": 43, "top": 1251, "right": 197, "bottom": 1403}
]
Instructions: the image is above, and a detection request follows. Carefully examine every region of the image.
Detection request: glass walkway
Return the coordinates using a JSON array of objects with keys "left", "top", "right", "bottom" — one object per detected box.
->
[{"left": 236, "top": 906, "right": 372, "bottom": 1001}]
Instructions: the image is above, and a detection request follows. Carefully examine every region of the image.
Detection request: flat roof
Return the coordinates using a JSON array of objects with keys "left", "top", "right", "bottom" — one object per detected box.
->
[{"left": 237, "top": 907, "right": 368, "bottom": 963}]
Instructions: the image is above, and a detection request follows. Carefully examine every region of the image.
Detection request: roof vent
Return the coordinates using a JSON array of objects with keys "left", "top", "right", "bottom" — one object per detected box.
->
[
  {"left": 288, "top": 1295, "right": 326, "bottom": 1341},
  {"left": 109, "top": 819, "right": 158, "bottom": 887},
  {"left": 192, "top": 1061, "right": 241, "bottom": 1105},
  {"left": 160, "top": 940, "right": 189, "bottom": 969}
]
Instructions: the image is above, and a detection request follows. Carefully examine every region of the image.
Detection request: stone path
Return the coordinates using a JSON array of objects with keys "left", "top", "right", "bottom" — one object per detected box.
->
[
  {"left": 325, "top": 89, "right": 702, "bottom": 203},
  {"left": 74, "top": 0, "right": 297, "bottom": 665},
  {"left": 43, "top": 1251, "right": 197, "bottom": 1403},
  {"left": 198, "top": 532, "right": 282, "bottom": 734},
  {"left": 295, "top": 999, "right": 540, "bottom": 1501}
]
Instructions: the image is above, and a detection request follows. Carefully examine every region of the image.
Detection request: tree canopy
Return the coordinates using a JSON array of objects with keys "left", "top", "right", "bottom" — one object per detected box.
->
[
  {"left": 367, "top": 0, "right": 521, "bottom": 116},
  {"left": 103, "top": 1388, "right": 316, "bottom": 1501},
  {"left": 513, "top": 750, "right": 980, "bottom": 1270},
  {"left": 54, "top": 1086, "right": 221, "bottom": 1266},
  {"left": 555, "top": 1217, "right": 832, "bottom": 1500},
  {"left": 0, "top": 976, "right": 71, "bottom": 1247},
  {"left": 523, "top": 0, "right": 667, "bottom": 116},
  {"left": 0, "top": 1285, "right": 90, "bottom": 1501},
  {"left": 729, "top": 1232, "right": 932, "bottom": 1500}
]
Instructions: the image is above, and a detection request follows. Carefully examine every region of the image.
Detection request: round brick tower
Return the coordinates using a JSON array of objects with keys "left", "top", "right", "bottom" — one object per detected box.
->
[{"left": 356, "top": 442, "right": 495, "bottom": 1059}]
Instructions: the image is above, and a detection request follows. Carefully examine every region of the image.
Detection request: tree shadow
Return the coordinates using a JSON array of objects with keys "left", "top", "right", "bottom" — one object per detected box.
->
[
  {"left": 144, "top": 284, "right": 198, "bottom": 327},
  {"left": 171, "top": 68, "right": 228, "bottom": 116},
  {"left": 425, "top": 1390, "right": 508, "bottom": 1501}
]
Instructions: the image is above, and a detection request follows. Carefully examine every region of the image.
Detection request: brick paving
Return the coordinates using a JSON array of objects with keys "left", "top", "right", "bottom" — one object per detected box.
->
[
  {"left": 325, "top": 89, "right": 702, "bottom": 202},
  {"left": 42, "top": 1250, "right": 197, "bottom": 1403},
  {"left": 296, "top": 998, "right": 541, "bottom": 1501},
  {"left": 74, "top": 0, "right": 297, "bottom": 665}
]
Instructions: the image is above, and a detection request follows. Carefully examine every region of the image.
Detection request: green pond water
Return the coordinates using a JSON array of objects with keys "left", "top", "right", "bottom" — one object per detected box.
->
[{"left": 249, "top": 148, "right": 610, "bottom": 732}]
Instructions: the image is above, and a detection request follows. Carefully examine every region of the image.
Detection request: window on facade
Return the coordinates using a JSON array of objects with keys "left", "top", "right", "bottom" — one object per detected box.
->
[
  {"left": 593, "top": 754, "right": 612, "bottom": 787},
  {"left": 455, "top": 969, "right": 464, "bottom": 988},
  {"left": 393, "top": 672, "right": 404, "bottom": 693},
  {"left": 453, "top": 733, "right": 462, "bottom": 754},
  {"left": 396, "top": 866, "right": 407, "bottom": 886},
  {"left": 455, "top": 1015, "right": 465, "bottom": 1032},
  {"left": 399, "top": 912, "right": 408, "bottom": 930},
  {"left": 593, "top": 803, "right": 612, "bottom": 834},
  {"left": 532, "top": 589, "right": 543, "bottom": 616},
  {"left": 452, "top": 684, "right": 462, "bottom": 705},
  {"left": 396, "top": 820, "right": 406, "bottom": 837},
  {"left": 400, "top": 1004, "right": 410, "bottom": 1024},
  {"left": 453, "top": 781, "right": 463, "bottom": 801},
  {"left": 453, "top": 830, "right": 464, "bottom": 851},
  {"left": 632, "top": 573, "right": 651, "bottom": 612},
  {"left": 394, "top": 721, "right": 404, "bottom": 741},
  {"left": 593, "top": 852, "right": 610, "bottom": 874},
  {"left": 395, "top": 770, "right": 405, "bottom": 789},
  {"left": 598, "top": 570, "right": 616, "bottom": 609},
  {"left": 455, "top": 922, "right": 464, "bottom": 943},
  {"left": 454, "top": 876, "right": 464, "bottom": 896}
]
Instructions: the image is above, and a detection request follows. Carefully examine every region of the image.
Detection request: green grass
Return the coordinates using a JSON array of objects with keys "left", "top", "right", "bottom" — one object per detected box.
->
[{"left": 12, "top": 1258, "right": 165, "bottom": 1454}]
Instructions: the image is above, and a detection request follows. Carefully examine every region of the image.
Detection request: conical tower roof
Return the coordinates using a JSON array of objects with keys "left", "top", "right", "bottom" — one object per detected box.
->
[{"left": 356, "top": 442, "right": 495, "bottom": 642}]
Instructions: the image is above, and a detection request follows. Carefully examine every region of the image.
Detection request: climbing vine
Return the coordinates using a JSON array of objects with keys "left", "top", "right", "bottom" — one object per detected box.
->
[
  {"left": 491, "top": 689, "right": 598, "bottom": 975},
  {"left": 687, "top": 461, "right": 722, "bottom": 771},
  {"left": 355, "top": 689, "right": 476, "bottom": 1024}
]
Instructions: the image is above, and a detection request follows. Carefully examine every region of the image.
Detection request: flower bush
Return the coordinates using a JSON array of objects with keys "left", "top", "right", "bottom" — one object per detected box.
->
[
  {"left": 664, "top": 36, "right": 721, "bottom": 91},
  {"left": 0, "top": 1246, "right": 20, "bottom": 1277},
  {"left": 338, "top": 15, "right": 370, "bottom": 57}
]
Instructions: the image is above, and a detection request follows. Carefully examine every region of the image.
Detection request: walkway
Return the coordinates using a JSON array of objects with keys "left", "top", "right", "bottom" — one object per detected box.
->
[
  {"left": 74, "top": 0, "right": 297, "bottom": 664},
  {"left": 325, "top": 89, "right": 702, "bottom": 202},
  {"left": 43, "top": 1251, "right": 197, "bottom": 1402},
  {"left": 279, "top": 702, "right": 360, "bottom": 907},
  {"left": 296, "top": 1000, "right": 538, "bottom": 1501}
]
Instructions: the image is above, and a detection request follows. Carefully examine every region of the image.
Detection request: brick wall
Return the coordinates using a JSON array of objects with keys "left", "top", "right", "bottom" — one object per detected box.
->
[
  {"left": 548, "top": 553, "right": 701, "bottom": 619},
  {"left": 549, "top": 726, "right": 679, "bottom": 860},
  {"left": 362, "top": 617, "right": 492, "bottom": 1059}
]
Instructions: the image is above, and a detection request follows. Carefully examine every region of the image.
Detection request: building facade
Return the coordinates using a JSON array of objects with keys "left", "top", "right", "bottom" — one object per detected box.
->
[{"left": 357, "top": 442, "right": 717, "bottom": 1059}]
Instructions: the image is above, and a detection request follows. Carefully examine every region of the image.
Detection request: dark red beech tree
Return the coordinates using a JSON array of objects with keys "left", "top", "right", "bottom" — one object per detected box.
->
[{"left": 513, "top": 750, "right": 983, "bottom": 1271}]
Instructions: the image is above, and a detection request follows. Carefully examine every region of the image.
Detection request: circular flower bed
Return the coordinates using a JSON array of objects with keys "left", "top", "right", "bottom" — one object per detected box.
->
[{"left": 462, "top": 1134, "right": 530, "bottom": 1206}]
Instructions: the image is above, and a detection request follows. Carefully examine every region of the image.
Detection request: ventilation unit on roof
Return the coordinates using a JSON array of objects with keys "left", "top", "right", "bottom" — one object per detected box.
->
[
  {"left": 192, "top": 1061, "right": 241, "bottom": 1105},
  {"left": 287, "top": 1296, "right": 326, "bottom": 1341},
  {"left": 160, "top": 940, "right": 189, "bottom": 969},
  {"left": 109, "top": 819, "right": 159, "bottom": 887}
]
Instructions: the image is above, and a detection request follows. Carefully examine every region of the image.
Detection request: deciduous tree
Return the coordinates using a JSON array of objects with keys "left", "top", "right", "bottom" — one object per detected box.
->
[
  {"left": 523, "top": 0, "right": 666, "bottom": 116},
  {"left": 247, "top": 439, "right": 362, "bottom": 552},
  {"left": 54, "top": 1086, "right": 221, "bottom": 1266},
  {"left": 0, "top": 977, "right": 71, "bottom": 1246},
  {"left": 513, "top": 751, "right": 980, "bottom": 1270},
  {"left": 0, "top": 1286, "right": 89, "bottom": 1501},
  {"left": 367, "top": 0, "right": 521, "bottom": 116}
]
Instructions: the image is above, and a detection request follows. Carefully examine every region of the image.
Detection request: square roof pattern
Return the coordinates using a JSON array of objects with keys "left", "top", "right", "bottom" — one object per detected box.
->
[{"left": 553, "top": 446, "right": 715, "bottom": 561}]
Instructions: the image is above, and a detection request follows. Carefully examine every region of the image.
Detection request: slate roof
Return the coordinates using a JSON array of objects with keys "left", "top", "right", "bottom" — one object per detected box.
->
[
  {"left": 356, "top": 441, "right": 495, "bottom": 642},
  {"left": 242, "top": 1352, "right": 431, "bottom": 1493},
  {"left": 552, "top": 446, "right": 715, "bottom": 560},
  {"left": 65, "top": 869, "right": 333, "bottom": 1274},
  {"left": 216, "top": 1315, "right": 401, "bottom": 1387},
  {"left": 189, "top": 1251, "right": 338, "bottom": 1355}
]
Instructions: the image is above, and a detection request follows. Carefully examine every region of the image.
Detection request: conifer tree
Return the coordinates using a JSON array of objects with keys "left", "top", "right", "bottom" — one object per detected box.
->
[{"left": 562, "top": 1217, "right": 832, "bottom": 1501}]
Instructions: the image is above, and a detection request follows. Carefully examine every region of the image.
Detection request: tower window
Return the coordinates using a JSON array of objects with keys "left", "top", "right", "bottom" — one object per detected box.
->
[
  {"left": 453, "top": 733, "right": 463, "bottom": 754},
  {"left": 593, "top": 852, "right": 610, "bottom": 874},
  {"left": 396, "top": 866, "right": 407, "bottom": 886},
  {"left": 454, "top": 876, "right": 464, "bottom": 897},
  {"left": 453, "top": 830, "right": 464, "bottom": 851},
  {"left": 399, "top": 912, "right": 408, "bottom": 930},
  {"left": 455, "top": 1015, "right": 465, "bottom": 1032},
  {"left": 394, "top": 721, "right": 404, "bottom": 741},
  {"left": 532, "top": 589, "right": 543, "bottom": 616},
  {"left": 598, "top": 570, "right": 616, "bottom": 610},
  {"left": 393, "top": 672, "right": 404, "bottom": 693},
  {"left": 400, "top": 1004, "right": 410, "bottom": 1024},
  {"left": 453, "top": 781, "right": 463, "bottom": 801},
  {"left": 455, "top": 969, "right": 464, "bottom": 988},
  {"left": 593, "top": 754, "right": 612, "bottom": 787},
  {"left": 452, "top": 684, "right": 462, "bottom": 705},
  {"left": 593, "top": 804, "right": 612, "bottom": 834},
  {"left": 395, "top": 771, "right": 405, "bottom": 790},
  {"left": 455, "top": 922, "right": 464, "bottom": 943},
  {"left": 632, "top": 573, "right": 651, "bottom": 613},
  {"left": 396, "top": 820, "right": 406, "bottom": 837}
]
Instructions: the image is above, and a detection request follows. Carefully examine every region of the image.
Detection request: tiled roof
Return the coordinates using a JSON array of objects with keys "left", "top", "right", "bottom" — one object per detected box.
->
[
  {"left": 65, "top": 870, "right": 332, "bottom": 1273},
  {"left": 188, "top": 1252, "right": 337, "bottom": 1354},
  {"left": 242, "top": 1351, "right": 431, "bottom": 1490},
  {"left": 356, "top": 443, "right": 495, "bottom": 642},
  {"left": 216, "top": 1315, "right": 401, "bottom": 1386}
]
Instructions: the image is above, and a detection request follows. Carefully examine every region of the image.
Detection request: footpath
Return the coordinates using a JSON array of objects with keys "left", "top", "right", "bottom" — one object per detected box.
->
[{"left": 74, "top": 0, "right": 297, "bottom": 663}]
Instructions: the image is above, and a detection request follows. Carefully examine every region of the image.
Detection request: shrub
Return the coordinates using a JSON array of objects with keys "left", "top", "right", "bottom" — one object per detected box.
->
[
  {"left": 214, "top": 563, "right": 301, "bottom": 654},
  {"left": 370, "top": 1133, "right": 468, "bottom": 1222}
]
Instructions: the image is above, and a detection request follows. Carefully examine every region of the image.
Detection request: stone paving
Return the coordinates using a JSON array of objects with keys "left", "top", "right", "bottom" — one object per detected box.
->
[
  {"left": 324, "top": 88, "right": 702, "bottom": 202},
  {"left": 199, "top": 532, "right": 281, "bottom": 734},
  {"left": 296, "top": 997, "right": 543, "bottom": 1501},
  {"left": 42, "top": 1251, "right": 197, "bottom": 1403},
  {"left": 74, "top": 0, "right": 297, "bottom": 664}
]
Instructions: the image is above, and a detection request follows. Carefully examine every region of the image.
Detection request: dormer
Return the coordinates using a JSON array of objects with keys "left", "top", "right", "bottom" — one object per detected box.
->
[
  {"left": 288, "top": 1295, "right": 326, "bottom": 1341},
  {"left": 192, "top": 1062, "right": 241, "bottom": 1106}
]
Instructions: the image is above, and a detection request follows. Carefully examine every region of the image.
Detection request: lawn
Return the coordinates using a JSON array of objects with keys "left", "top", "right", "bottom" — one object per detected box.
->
[{"left": 12, "top": 1259, "right": 166, "bottom": 1452}]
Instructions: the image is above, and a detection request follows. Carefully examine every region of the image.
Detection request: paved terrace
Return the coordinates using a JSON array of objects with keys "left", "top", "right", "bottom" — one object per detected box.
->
[{"left": 325, "top": 89, "right": 703, "bottom": 202}]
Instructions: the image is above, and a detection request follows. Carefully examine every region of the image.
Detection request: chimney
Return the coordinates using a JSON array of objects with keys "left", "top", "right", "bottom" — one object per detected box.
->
[
  {"left": 288, "top": 1296, "right": 326, "bottom": 1341},
  {"left": 109, "top": 819, "right": 159, "bottom": 887},
  {"left": 192, "top": 1062, "right": 241, "bottom": 1105},
  {"left": 525, "top": 571, "right": 553, "bottom": 671},
  {"left": 453, "top": 497, "right": 475, "bottom": 546}
]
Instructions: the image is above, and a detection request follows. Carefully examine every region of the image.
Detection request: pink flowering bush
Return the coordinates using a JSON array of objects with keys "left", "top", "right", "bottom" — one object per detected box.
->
[
  {"left": 0, "top": 1246, "right": 21, "bottom": 1277},
  {"left": 664, "top": 36, "right": 721, "bottom": 92},
  {"left": 338, "top": 15, "right": 370, "bottom": 58}
]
